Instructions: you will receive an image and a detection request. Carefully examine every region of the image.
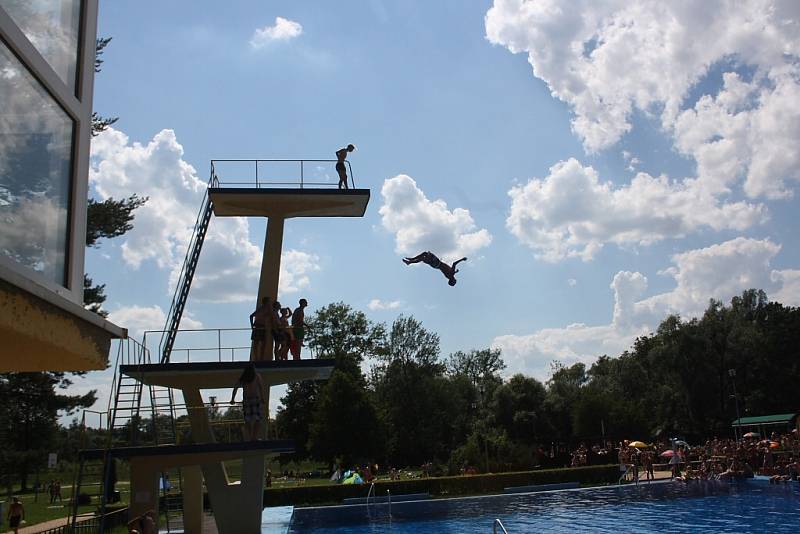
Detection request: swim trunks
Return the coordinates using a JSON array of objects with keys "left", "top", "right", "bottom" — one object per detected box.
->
[
  {"left": 251, "top": 327, "right": 265, "bottom": 341},
  {"left": 243, "top": 397, "right": 263, "bottom": 422}
]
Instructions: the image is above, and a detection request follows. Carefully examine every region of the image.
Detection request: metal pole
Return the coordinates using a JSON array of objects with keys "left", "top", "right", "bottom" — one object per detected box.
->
[
  {"left": 300, "top": 161, "right": 304, "bottom": 188},
  {"left": 729, "top": 369, "right": 741, "bottom": 443},
  {"left": 255, "top": 160, "right": 259, "bottom": 188}
]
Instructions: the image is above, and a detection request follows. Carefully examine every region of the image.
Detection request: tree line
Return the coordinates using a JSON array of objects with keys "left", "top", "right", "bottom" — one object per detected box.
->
[{"left": 275, "top": 289, "right": 800, "bottom": 473}]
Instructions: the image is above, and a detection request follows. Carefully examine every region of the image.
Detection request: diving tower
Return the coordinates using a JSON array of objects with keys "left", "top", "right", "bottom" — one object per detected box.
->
[{"left": 75, "top": 158, "right": 370, "bottom": 534}]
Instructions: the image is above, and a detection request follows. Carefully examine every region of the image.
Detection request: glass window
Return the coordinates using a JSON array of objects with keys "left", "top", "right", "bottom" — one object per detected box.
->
[
  {"left": 0, "top": 41, "right": 73, "bottom": 286},
  {"left": 0, "top": 0, "right": 81, "bottom": 92}
]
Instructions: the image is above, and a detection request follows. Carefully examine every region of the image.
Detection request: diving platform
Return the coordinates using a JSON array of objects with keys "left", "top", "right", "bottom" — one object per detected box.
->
[
  {"left": 120, "top": 358, "right": 335, "bottom": 389},
  {"left": 80, "top": 440, "right": 294, "bottom": 463},
  {"left": 209, "top": 187, "right": 370, "bottom": 218}
]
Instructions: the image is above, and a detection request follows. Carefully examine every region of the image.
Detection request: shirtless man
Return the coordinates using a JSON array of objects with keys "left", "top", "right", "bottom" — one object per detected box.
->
[
  {"left": 290, "top": 298, "right": 309, "bottom": 360},
  {"left": 335, "top": 144, "right": 355, "bottom": 189},
  {"left": 403, "top": 251, "right": 467, "bottom": 286},
  {"left": 7, "top": 497, "right": 24, "bottom": 534},
  {"left": 250, "top": 297, "right": 271, "bottom": 361},
  {"left": 231, "top": 365, "right": 265, "bottom": 441}
]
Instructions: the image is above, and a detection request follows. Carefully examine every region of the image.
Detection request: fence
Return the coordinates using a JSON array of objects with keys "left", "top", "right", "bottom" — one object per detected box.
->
[
  {"left": 210, "top": 158, "right": 356, "bottom": 189},
  {"left": 36, "top": 507, "right": 128, "bottom": 534}
]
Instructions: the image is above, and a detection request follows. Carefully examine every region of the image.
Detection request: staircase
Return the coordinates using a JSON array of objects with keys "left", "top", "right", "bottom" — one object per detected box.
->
[{"left": 160, "top": 180, "right": 215, "bottom": 363}]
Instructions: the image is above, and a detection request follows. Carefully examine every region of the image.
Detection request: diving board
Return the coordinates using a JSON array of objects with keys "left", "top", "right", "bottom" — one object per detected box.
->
[
  {"left": 120, "top": 358, "right": 335, "bottom": 389},
  {"left": 209, "top": 187, "right": 370, "bottom": 218}
]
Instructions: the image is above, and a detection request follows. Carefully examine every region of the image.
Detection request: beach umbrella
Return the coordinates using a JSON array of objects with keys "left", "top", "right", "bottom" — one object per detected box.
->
[
  {"left": 660, "top": 450, "right": 675, "bottom": 458},
  {"left": 629, "top": 441, "right": 648, "bottom": 448},
  {"left": 743, "top": 431, "right": 760, "bottom": 438}
]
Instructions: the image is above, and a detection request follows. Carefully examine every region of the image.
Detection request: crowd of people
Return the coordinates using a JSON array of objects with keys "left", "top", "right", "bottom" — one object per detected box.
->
[{"left": 614, "top": 430, "right": 800, "bottom": 484}]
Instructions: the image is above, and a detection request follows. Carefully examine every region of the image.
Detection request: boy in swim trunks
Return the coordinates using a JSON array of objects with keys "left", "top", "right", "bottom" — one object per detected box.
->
[
  {"left": 335, "top": 144, "right": 355, "bottom": 189},
  {"left": 250, "top": 297, "right": 271, "bottom": 361},
  {"left": 403, "top": 251, "right": 467, "bottom": 286},
  {"left": 231, "top": 365, "right": 265, "bottom": 441},
  {"left": 290, "top": 298, "right": 309, "bottom": 360}
]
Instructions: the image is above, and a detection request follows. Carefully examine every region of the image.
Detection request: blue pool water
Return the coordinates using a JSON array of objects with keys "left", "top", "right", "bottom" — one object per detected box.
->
[{"left": 288, "top": 479, "right": 800, "bottom": 533}]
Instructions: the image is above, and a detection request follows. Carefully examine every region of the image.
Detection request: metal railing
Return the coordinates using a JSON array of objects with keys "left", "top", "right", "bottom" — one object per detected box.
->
[
  {"left": 493, "top": 518, "right": 509, "bottom": 534},
  {"left": 210, "top": 158, "right": 356, "bottom": 189},
  {"left": 144, "top": 327, "right": 317, "bottom": 364}
]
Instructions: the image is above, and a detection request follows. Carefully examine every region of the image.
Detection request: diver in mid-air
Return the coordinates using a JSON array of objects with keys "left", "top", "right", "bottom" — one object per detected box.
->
[{"left": 403, "top": 251, "right": 467, "bottom": 286}]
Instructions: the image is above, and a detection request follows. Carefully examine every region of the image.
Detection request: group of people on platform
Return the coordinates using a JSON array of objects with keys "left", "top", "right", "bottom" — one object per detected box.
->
[{"left": 250, "top": 297, "right": 309, "bottom": 361}]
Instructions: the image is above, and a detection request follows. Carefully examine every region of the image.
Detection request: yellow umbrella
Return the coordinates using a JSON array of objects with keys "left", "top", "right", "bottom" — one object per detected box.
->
[{"left": 629, "top": 441, "right": 649, "bottom": 448}]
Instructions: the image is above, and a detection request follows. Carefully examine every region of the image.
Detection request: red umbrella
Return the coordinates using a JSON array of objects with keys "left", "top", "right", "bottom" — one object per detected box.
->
[{"left": 660, "top": 450, "right": 675, "bottom": 458}]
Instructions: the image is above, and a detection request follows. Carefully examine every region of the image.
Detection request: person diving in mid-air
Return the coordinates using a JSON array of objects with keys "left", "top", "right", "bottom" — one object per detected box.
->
[{"left": 403, "top": 251, "right": 467, "bottom": 286}]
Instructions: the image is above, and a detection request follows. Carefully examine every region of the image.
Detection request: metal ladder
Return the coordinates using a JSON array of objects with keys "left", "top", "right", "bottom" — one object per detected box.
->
[{"left": 160, "top": 181, "right": 215, "bottom": 363}]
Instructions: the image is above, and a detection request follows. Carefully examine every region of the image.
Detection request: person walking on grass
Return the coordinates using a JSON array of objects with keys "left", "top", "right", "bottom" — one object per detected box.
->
[
  {"left": 7, "top": 497, "right": 24, "bottom": 534},
  {"left": 403, "top": 251, "right": 467, "bottom": 286},
  {"left": 335, "top": 144, "right": 355, "bottom": 189},
  {"left": 231, "top": 365, "right": 265, "bottom": 441}
]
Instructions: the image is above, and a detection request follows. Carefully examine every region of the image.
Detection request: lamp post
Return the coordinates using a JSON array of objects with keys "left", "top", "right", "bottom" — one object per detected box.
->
[{"left": 728, "top": 369, "right": 741, "bottom": 443}]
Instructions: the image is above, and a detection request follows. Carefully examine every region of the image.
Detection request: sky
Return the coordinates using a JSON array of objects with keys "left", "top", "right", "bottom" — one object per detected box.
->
[{"left": 70, "top": 0, "right": 800, "bottom": 425}]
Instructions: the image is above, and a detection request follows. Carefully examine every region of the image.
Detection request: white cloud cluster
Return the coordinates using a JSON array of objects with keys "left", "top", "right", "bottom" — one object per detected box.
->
[
  {"left": 367, "top": 299, "right": 403, "bottom": 311},
  {"left": 250, "top": 17, "right": 303, "bottom": 48},
  {"left": 485, "top": 0, "right": 800, "bottom": 160},
  {"left": 379, "top": 174, "right": 492, "bottom": 262},
  {"left": 506, "top": 158, "right": 766, "bottom": 261},
  {"left": 109, "top": 304, "right": 203, "bottom": 340},
  {"left": 90, "top": 128, "right": 321, "bottom": 305},
  {"left": 493, "top": 237, "right": 800, "bottom": 379}
]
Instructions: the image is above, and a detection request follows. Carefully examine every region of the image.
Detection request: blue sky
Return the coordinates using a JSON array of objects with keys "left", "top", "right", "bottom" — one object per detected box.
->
[{"left": 70, "top": 0, "right": 800, "bottom": 422}]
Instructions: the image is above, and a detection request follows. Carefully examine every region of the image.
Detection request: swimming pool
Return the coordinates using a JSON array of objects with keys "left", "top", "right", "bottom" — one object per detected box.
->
[{"left": 287, "top": 479, "right": 800, "bottom": 533}]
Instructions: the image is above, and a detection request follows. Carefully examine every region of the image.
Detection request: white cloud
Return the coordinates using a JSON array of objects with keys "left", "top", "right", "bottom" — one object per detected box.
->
[
  {"left": 109, "top": 304, "right": 203, "bottom": 340},
  {"left": 567, "top": 278, "right": 577, "bottom": 287},
  {"left": 506, "top": 158, "right": 766, "bottom": 261},
  {"left": 493, "top": 237, "right": 799, "bottom": 379},
  {"left": 367, "top": 299, "right": 403, "bottom": 311},
  {"left": 250, "top": 17, "right": 303, "bottom": 48},
  {"left": 486, "top": 1, "right": 800, "bottom": 146},
  {"left": 280, "top": 249, "right": 320, "bottom": 295},
  {"left": 90, "top": 128, "right": 321, "bottom": 305},
  {"left": 379, "top": 174, "right": 492, "bottom": 262}
]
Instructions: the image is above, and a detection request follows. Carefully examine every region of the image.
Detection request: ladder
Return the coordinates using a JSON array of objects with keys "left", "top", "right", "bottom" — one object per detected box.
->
[{"left": 160, "top": 182, "right": 215, "bottom": 363}]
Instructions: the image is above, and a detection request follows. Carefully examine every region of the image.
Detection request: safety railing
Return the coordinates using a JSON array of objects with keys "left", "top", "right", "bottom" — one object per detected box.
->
[
  {"left": 210, "top": 158, "right": 356, "bottom": 189},
  {"left": 493, "top": 518, "right": 509, "bottom": 534},
  {"left": 144, "top": 327, "right": 317, "bottom": 364}
]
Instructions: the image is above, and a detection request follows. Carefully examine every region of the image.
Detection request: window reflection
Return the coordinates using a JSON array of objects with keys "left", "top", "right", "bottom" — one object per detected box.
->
[
  {"left": 0, "top": 0, "right": 81, "bottom": 92},
  {"left": 0, "top": 42, "right": 73, "bottom": 286}
]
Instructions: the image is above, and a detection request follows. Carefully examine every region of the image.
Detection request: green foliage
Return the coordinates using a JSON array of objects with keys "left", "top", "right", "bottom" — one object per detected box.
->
[
  {"left": 308, "top": 370, "right": 384, "bottom": 464},
  {"left": 277, "top": 302, "right": 386, "bottom": 458},
  {"left": 85, "top": 195, "right": 148, "bottom": 248},
  {"left": 0, "top": 373, "right": 96, "bottom": 491}
]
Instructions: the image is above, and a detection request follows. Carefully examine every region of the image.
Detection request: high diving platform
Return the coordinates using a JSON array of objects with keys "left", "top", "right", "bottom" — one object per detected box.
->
[
  {"left": 73, "top": 157, "right": 370, "bottom": 534},
  {"left": 120, "top": 358, "right": 335, "bottom": 389}
]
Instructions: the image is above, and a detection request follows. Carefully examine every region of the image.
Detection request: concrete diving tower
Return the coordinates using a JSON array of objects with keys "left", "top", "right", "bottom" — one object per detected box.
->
[
  {"left": 208, "top": 160, "right": 370, "bottom": 359},
  {"left": 123, "top": 159, "right": 371, "bottom": 534},
  {"left": 121, "top": 360, "right": 335, "bottom": 534}
]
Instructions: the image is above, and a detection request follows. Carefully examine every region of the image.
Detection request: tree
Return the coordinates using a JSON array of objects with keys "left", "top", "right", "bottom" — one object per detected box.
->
[
  {"left": 371, "top": 315, "right": 457, "bottom": 465},
  {"left": 275, "top": 302, "right": 385, "bottom": 458},
  {"left": 0, "top": 374, "right": 96, "bottom": 491}
]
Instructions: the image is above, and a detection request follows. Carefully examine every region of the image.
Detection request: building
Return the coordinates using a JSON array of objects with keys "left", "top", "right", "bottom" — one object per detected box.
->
[{"left": 0, "top": 0, "right": 125, "bottom": 371}]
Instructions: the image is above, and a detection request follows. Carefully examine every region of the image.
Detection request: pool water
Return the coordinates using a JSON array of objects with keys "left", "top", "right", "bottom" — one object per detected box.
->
[{"left": 288, "top": 480, "right": 800, "bottom": 533}]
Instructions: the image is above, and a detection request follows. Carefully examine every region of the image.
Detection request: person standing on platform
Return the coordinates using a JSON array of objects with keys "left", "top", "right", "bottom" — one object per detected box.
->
[
  {"left": 231, "top": 365, "right": 265, "bottom": 441},
  {"left": 335, "top": 144, "right": 355, "bottom": 189},
  {"left": 290, "top": 298, "right": 309, "bottom": 359},
  {"left": 250, "top": 297, "right": 271, "bottom": 361}
]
